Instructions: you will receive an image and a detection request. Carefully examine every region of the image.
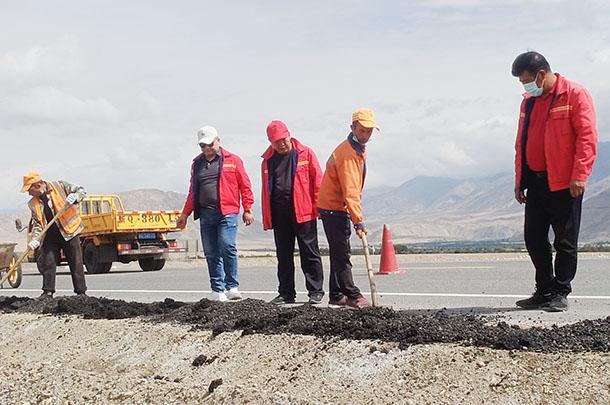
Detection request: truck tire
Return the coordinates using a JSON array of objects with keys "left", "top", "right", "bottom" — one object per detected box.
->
[
  {"left": 84, "top": 243, "right": 112, "bottom": 274},
  {"left": 8, "top": 253, "right": 23, "bottom": 288},
  {"left": 139, "top": 258, "right": 165, "bottom": 272}
]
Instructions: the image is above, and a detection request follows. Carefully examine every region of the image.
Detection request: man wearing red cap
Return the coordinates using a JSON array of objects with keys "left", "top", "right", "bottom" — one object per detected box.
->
[
  {"left": 317, "top": 108, "right": 379, "bottom": 309},
  {"left": 261, "top": 120, "right": 325, "bottom": 305}
]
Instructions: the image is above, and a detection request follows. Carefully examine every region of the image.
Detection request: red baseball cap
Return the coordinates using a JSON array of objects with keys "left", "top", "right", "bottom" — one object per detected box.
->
[{"left": 266, "top": 120, "right": 290, "bottom": 143}]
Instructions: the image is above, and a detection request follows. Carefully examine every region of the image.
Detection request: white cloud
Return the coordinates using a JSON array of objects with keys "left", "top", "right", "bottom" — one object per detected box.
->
[
  {"left": 0, "top": 36, "right": 81, "bottom": 82},
  {"left": 0, "top": 86, "right": 120, "bottom": 124}
]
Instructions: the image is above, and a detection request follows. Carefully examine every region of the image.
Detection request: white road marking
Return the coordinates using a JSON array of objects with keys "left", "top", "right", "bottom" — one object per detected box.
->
[{"left": 7, "top": 289, "right": 610, "bottom": 300}]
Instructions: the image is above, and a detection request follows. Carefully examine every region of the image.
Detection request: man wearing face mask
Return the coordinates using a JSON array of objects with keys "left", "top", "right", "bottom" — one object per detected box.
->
[
  {"left": 261, "top": 120, "right": 325, "bottom": 305},
  {"left": 512, "top": 51, "right": 597, "bottom": 312},
  {"left": 317, "top": 108, "right": 379, "bottom": 310}
]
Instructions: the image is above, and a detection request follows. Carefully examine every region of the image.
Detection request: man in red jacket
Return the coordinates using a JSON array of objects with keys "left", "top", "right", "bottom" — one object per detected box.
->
[
  {"left": 177, "top": 125, "right": 254, "bottom": 302},
  {"left": 512, "top": 51, "right": 597, "bottom": 312},
  {"left": 261, "top": 120, "right": 325, "bottom": 305}
]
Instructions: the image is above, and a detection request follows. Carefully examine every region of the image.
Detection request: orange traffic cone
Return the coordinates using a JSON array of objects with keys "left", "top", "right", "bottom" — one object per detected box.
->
[{"left": 376, "top": 224, "right": 402, "bottom": 275}]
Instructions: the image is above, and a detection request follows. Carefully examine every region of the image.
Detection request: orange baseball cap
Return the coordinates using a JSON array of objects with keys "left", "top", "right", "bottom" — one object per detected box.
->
[
  {"left": 21, "top": 171, "right": 42, "bottom": 193},
  {"left": 352, "top": 108, "right": 379, "bottom": 130}
]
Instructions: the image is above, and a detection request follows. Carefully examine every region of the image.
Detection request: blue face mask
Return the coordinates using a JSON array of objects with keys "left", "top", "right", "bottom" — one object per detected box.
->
[{"left": 523, "top": 73, "right": 544, "bottom": 97}]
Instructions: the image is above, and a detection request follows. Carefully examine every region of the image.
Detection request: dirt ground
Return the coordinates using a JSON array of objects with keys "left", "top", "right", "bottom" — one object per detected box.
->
[{"left": 0, "top": 296, "right": 609, "bottom": 404}]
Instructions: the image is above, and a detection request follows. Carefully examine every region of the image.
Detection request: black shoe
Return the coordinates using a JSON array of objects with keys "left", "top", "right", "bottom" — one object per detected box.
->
[
  {"left": 516, "top": 291, "right": 552, "bottom": 309},
  {"left": 270, "top": 295, "right": 295, "bottom": 305},
  {"left": 308, "top": 292, "right": 324, "bottom": 304},
  {"left": 544, "top": 294, "right": 568, "bottom": 312},
  {"left": 38, "top": 291, "right": 54, "bottom": 300},
  {"left": 76, "top": 292, "right": 88, "bottom": 297}
]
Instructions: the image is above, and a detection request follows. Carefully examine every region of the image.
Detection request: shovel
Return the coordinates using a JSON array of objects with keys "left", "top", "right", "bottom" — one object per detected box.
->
[
  {"left": 360, "top": 233, "right": 379, "bottom": 307},
  {"left": 0, "top": 204, "right": 71, "bottom": 287}
]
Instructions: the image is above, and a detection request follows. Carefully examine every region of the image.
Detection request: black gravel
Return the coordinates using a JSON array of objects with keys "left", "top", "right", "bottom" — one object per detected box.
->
[{"left": 1, "top": 295, "right": 609, "bottom": 353}]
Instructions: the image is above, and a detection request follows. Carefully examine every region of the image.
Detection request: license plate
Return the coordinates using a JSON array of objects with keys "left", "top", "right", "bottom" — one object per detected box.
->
[{"left": 138, "top": 232, "right": 156, "bottom": 240}]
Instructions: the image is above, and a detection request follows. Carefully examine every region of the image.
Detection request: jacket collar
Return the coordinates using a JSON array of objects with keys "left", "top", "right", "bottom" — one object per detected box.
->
[
  {"left": 261, "top": 137, "right": 304, "bottom": 159},
  {"left": 194, "top": 147, "right": 228, "bottom": 162}
]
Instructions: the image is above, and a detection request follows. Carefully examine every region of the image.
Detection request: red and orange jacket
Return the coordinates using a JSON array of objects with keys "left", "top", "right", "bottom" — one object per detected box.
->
[
  {"left": 181, "top": 147, "right": 254, "bottom": 219},
  {"left": 317, "top": 135, "right": 366, "bottom": 225},
  {"left": 28, "top": 180, "right": 85, "bottom": 242},
  {"left": 260, "top": 138, "right": 323, "bottom": 230},
  {"left": 515, "top": 73, "right": 597, "bottom": 192}
]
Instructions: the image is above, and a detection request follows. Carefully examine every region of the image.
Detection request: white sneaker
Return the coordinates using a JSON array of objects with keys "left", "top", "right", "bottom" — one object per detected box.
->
[
  {"left": 226, "top": 287, "right": 242, "bottom": 300},
  {"left": 210, "top": 291, "right": 228, "bottom": 302}
]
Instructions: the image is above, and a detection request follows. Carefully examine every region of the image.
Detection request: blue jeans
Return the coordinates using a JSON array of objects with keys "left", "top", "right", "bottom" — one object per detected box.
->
[{"left": 199, "top": 208, "right": 239, "bottom": 292}]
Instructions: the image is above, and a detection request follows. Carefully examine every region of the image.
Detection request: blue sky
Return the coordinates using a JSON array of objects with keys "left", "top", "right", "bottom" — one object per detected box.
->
[{"left": 1, "top": 0, "right": 609, "bottom": 209}]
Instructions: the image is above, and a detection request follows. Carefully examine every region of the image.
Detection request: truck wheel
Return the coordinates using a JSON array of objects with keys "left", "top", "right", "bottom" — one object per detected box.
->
[
  {"left": 139, "top": 258, "right": 165, "bottom": 272},
  {"left": 84, "top": 243, "right": 112, "bottom": 274},
  {"left": 8, "top": 253, "right": 23, "bottom": 288}
]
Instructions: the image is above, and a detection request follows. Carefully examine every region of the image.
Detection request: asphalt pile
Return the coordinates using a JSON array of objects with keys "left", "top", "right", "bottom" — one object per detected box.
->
[{"left": 1, "top": 295, "right": 608, "bottom": 353}]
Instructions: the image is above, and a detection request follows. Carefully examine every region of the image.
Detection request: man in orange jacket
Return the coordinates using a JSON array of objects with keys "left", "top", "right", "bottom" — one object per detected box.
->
[
  {"left": 177, "top": 126, "right": 254, "bottom": 302},
  {"left": 22, "top": 172, "right": 87, "bottom": 299},
  {"left": 317, "top": 108, "right": 379, "bottom": 309},
  {"left": 512, "top": 51, "right": 597, "bottom": 312},
  {"left": 261, "top": 120, "right": 324, "bottom": 305}
]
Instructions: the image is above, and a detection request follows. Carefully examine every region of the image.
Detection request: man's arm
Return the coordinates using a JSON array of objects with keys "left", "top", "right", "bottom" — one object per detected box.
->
[
  {"left": 59, "top": 180, "right": 86, "bottom": 203},
  {"left": 570, "top": 87, "right": 597, "bottom": 197}
]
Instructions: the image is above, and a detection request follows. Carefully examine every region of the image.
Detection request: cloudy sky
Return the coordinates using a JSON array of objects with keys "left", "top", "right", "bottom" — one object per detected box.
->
[{"left": 1, "top": 0, "right": 609, "bottom": 210}]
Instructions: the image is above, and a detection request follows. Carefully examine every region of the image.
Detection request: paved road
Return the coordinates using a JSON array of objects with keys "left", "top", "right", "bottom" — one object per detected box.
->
[{"left": 3, "top": 253, "right": 609, "bottom": 325}]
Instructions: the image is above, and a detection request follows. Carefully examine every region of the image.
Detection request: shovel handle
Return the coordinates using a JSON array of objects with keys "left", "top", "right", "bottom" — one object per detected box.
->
[
  {"left": 360, "top": 234, "right": 379, "bottom": 307},
  {"left": 0, "top": 204, "right": 72, "bottom": 286}
]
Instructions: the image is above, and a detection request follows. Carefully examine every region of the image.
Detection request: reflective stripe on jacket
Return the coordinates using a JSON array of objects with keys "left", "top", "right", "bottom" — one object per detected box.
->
[
  {"left": 28, "top": 180, "right": 84, "bottom": 241},
  {"left": 260, "top": 137, "right": 323, "bottom": 230},
  {"left": 515, "top": 73, "right": 597, "bottom": 192},
  {"left": 182, "top": 147, "right": 254, "bottom": 219},
  {"left": 317, "top": 136, "right": 366, "bottom": 225}
]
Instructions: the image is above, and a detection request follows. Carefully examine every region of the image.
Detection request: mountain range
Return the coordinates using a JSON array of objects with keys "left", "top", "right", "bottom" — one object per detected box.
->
[{"left": 1, "top": 142, "right": 608, "bottom": 248}]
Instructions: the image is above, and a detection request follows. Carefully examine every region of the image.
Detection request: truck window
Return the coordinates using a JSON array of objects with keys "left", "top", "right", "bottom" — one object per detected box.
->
[
  {"left": 102, "top": 201, "right": 111, "bottom": 214},
  {"left": 113, "top": 196, "right": 123, "bottom": 212},
  {"left": 81, "top": 201, "right": 90, "bottom": 215},
  {"left": 92, "top": 201, "right": 101, "bottom": 214}
]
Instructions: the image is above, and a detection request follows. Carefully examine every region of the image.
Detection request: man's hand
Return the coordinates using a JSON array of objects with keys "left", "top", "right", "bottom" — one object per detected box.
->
[
  {"left": 28, "top": 239, "right": 40, "bottom": 250},
  {"left": 176, "top": 214, "right": 187, "bottom": 229},
  {"left": 569, "top": 180, "right": 586, "bottom": 198},
  {"left": 354, "top": 223, "right": 367, "bottom": 239},
  {"left": 514, "top": 185, "right": 526, "bottom": 204},
  {"left": 242, "top": 211, "right": 254, "bottom": 226},
  {"left": 66, "top": 193, "right": 78, "bottom": 204}
]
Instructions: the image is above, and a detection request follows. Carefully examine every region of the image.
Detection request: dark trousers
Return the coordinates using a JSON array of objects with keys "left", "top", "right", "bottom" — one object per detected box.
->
[
  {"left": 39, "top": 233, "right": 87, "bottom": 294},
  {"left": 320, "top": 212, "right": 362, "bottom": 300},
  {"left": 524, "top": 172, "right": 583, "bottom": 296},
  {"left": 272, "top": 207, "right": 324, "bottom": 299}
]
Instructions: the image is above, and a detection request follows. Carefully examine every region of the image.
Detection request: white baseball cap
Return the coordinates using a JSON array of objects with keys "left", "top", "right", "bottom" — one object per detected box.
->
[{"left": 197, "top": 125, "right": 218, "bottom": 145}]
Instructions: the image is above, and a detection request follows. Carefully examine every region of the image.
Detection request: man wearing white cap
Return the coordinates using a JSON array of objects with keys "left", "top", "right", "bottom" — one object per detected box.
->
[{"left": 177, "top": 126, "right": 254, "bottom": 301}]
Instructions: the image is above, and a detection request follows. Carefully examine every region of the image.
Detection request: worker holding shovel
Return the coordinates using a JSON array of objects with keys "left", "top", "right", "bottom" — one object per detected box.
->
[
  {"left": 317, "top": 108, "right": 380, "bottom": 309},
  {"left": 22, "top": 172, "right": 87, "bottom": 299}
]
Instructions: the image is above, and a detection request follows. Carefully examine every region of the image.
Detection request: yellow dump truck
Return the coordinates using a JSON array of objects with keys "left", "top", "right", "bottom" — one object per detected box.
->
[{"left": 20, "top": 194, "right": 185, "bottom": 273}]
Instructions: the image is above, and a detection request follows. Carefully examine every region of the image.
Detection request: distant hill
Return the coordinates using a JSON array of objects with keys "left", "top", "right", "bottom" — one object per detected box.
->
[
  {"left": 362, "top": 141, "right": 610, "bottom": 244},
  {"left": 2, "top": 142, "right": 608, "bottom": 249}
]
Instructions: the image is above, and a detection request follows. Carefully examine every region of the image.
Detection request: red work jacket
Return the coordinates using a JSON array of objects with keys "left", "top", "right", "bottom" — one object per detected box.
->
[
  {"left": 515, "top": 74, "right": 597, "bottom": 192},
  {"left": 182, "top": 147, "right": 254, "bottom": 219},
  {"left": 261, "top": 138, "right": 323, "bottom": 230}
]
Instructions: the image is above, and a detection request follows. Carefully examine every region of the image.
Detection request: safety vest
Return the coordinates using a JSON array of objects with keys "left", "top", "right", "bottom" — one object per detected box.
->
[{"left": 28, "top": 181, "right": 82, "bottom": 240}]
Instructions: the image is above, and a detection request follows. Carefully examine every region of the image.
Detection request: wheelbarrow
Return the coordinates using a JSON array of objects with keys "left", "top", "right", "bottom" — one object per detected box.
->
[{"left": 0, "top": 243, "right": 22, "bottom": 288}]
